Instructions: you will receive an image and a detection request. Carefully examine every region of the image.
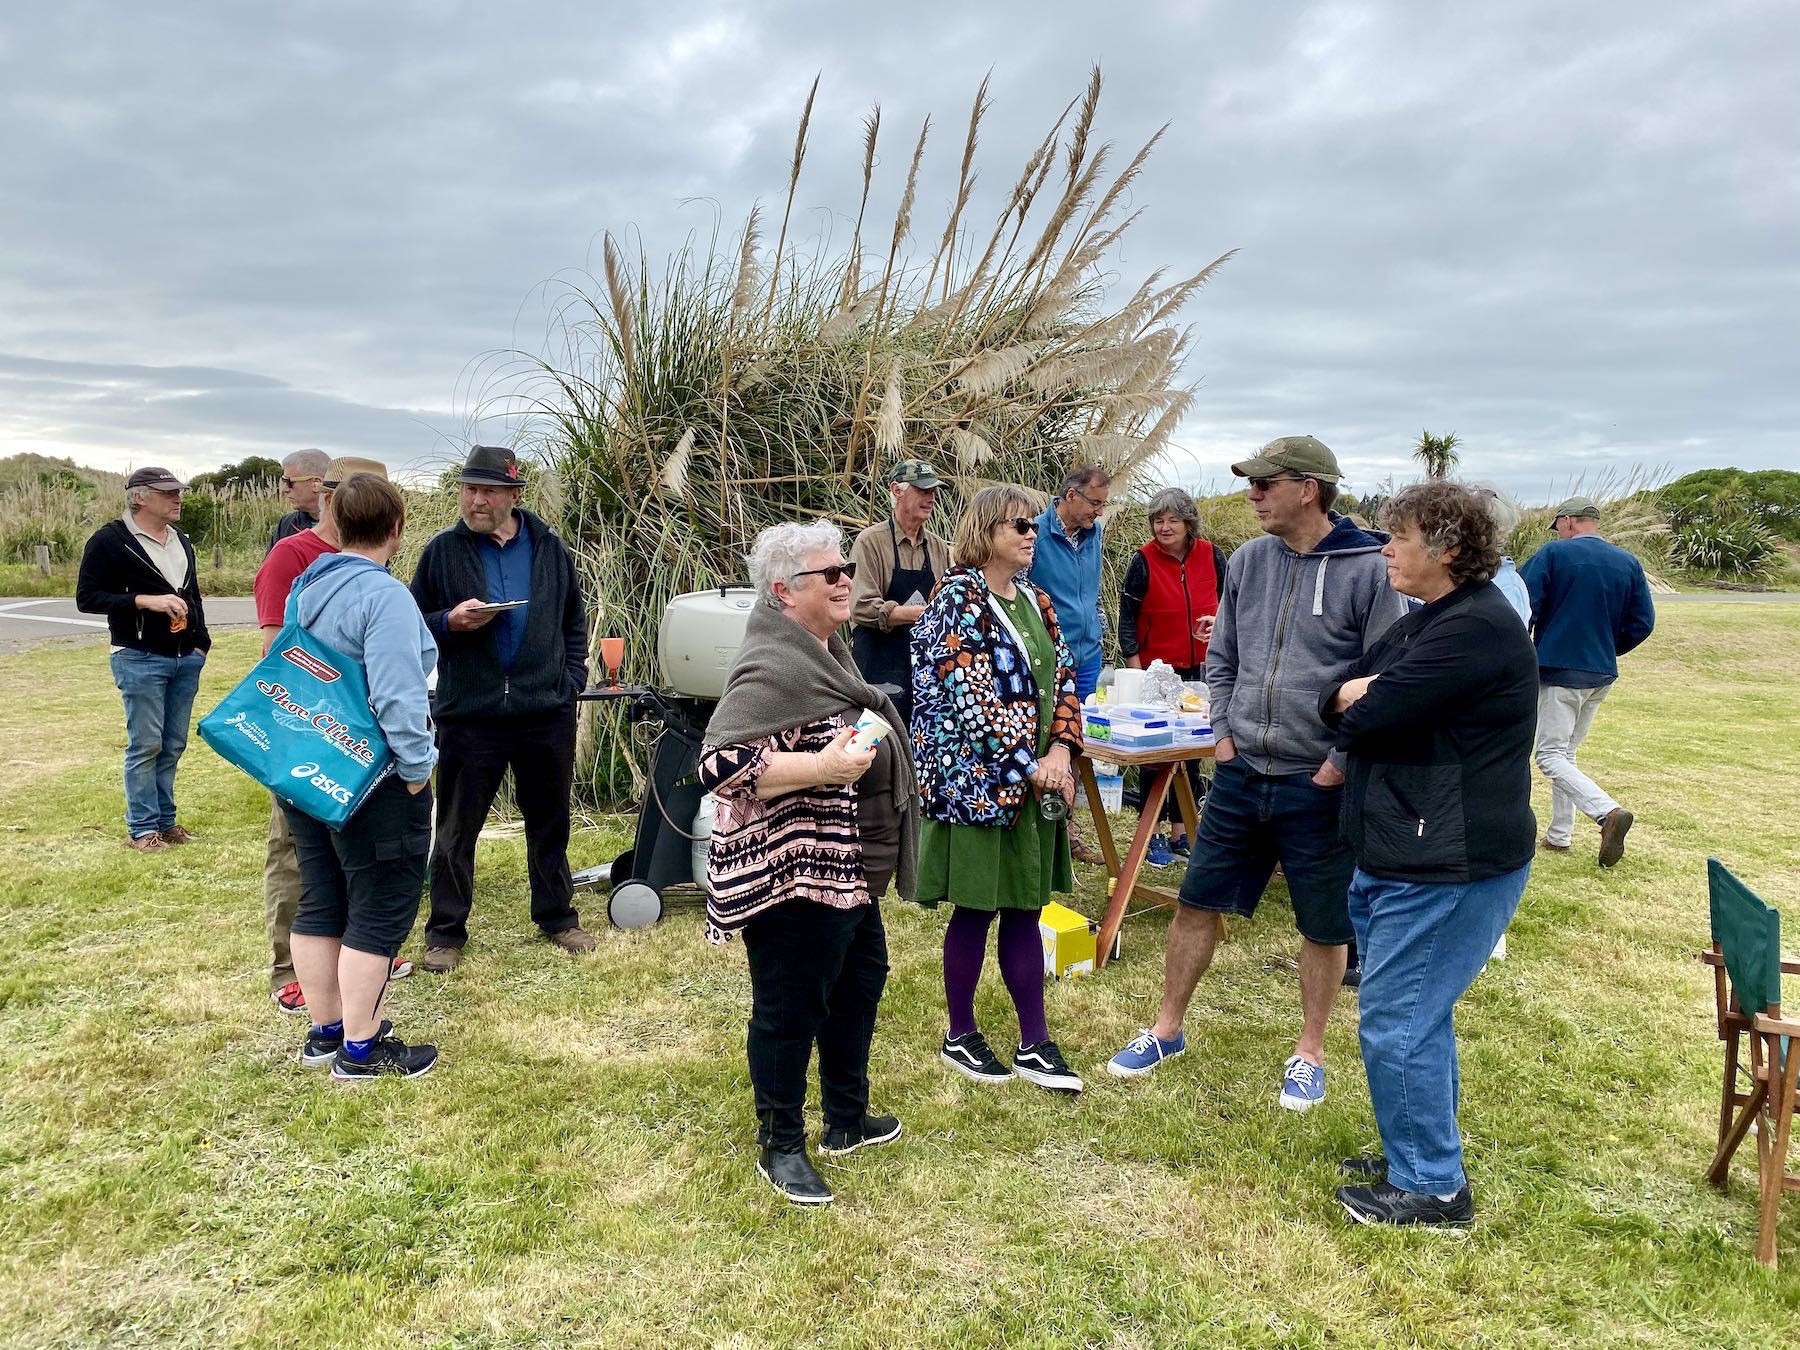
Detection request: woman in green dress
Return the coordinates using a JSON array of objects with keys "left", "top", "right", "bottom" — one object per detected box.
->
[{"left": 910, "top": 484, "right": 1086, "bottom": 1093}]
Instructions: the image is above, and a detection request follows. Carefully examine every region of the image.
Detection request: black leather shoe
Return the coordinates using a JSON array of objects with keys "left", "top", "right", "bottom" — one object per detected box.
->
[
  {"left": 1339, "top": 1155, "right": 1387, "bottom": 1180},
  {"left": 757, "top": 1147, "right": 834, "bottom": 1205},
  {"left": 820, "top": 1114, "right": 903, "bottom": 1156},
  {"left": 1337, "top": 1180, "right": 1474, "bottom": 1229}
]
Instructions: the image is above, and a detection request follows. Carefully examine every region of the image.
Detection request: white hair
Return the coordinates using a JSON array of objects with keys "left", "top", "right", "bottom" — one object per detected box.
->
[
  {"left": 748, "top": 519, "right": 842, "bottom": 608},
  {"left": 1468, "top": 480, "right": 1523, "bottom": 539},
  {"left": 283, "top": 448, "right": 331, "bottom": 477},
  {"left": 126, "top": 485, "right": 151, "bottom": 512}
]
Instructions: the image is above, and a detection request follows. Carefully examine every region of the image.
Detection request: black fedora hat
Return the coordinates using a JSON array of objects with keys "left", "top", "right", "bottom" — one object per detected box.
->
[{"left": 459, "top": 445, "right": 523, "bottom": 486}]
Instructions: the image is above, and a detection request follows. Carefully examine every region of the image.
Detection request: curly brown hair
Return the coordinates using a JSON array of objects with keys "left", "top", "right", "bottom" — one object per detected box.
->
[{"left": 1380, "top": 481, "right": 1501, "bottom": 587}]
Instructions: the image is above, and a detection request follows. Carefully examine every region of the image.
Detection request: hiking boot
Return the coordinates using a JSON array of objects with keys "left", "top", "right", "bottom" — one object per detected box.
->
[
  {"left": 1279, "top": 1055, "right": 1326, "bottom": 1112},
  {"left": 1337, "top": 1180, "right": 1474, "bottom": 1230},
  {"left": 941, "top": 1031, "right": 1013, "bottom": 1084},
  {"left": 160, "top": 824, "right": 197, "bottom": 845},
  {"left": 126, "top": 832, "right": 168, "bottom": 853},
  {"left": 390, "top": 955, "right": 414, "bottom": 979},
  {"left": 548, "top": 926, "right": 597, "bottom": 955},
  {"left": 419, "top": 945, "right": 462, "bottom": 974},
  {"left": 819, "top": 1114, "right": 903, "bottom": 1156},
  {"left": 1013, "top": 1040, "right": 1083, "bottom": 1094},
  {"left": 757, "top": 1147, "right": 834, "bottom": 1205},
  {"left": 272, "top": 981, "right": 306, "bottom": 1015},
  {"left": 1538, "top": 838, "right": 1570, "bottom": 854},
  {"left": 300, "top": 1019, "right": 391, "bottom": 1068},
  {"left": 330, "top": 1035, "right": 439, "bottom": 1082},
  {"left": 1107, "top": 1027, "right": 1186, "bottom": 1078},
  {"left": 1597, "top": 808, "right": 1634, "bottom": 868},
  {"left": 1340, "top": 1155, "right": 1388, "bottom": 1180},
  {"left": 1146, "top": 833, "right": 1176, "bottom": 868}
]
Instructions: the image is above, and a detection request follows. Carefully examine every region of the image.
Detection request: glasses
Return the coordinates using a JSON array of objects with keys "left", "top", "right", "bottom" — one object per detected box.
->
[
  {"left": 281, "top": 476, "right": 322, "bottom": 489},
  {"left": 1008, "top": 517, "right": 1040, "bottom": 535},
  {"left": 1072, "top": 489, "right": 1110, "bottom": 513},
  {"left": 1247, "top": 474, "right": 1307, "bottom": 492},
  {"left": 792, "top": 561, "right": 857, "bottom": 585}
]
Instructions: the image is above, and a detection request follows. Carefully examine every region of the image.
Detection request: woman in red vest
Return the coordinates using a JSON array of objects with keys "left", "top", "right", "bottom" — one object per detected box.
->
[{"left": 1118, "top": 488, "right": 1229, "bottom": 863}]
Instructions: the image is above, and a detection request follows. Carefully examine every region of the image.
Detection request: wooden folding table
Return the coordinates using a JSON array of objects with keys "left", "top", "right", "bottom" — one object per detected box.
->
[{"left": 1075, "top": 738, "right": 1218, "bottom": 969}]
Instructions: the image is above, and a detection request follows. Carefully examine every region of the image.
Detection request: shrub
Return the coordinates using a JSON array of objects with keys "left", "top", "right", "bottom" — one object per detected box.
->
[
  {"left": 1669, "top": 514, "right": 1780, "bottom": 579},
  {"left": 1659, "top": 468, "right": 1800, "bottom": 541}
]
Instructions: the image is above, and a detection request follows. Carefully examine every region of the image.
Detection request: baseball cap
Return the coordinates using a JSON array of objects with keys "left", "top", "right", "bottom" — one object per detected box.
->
[
  {"left": 323, "top": 457, "right": 390, "bottom": 489},
  {"left": 126, "top": 466, "right": 188, "bottom": 491},
  {"left": 1230, "top": 435, "right": 1343, "bottom": 484},
  {"left": 890, "top": 458, "right": 945, "bottom": 490},
  {"left": 1550, "top": 495, "right": 1601, "bottom": 520}
]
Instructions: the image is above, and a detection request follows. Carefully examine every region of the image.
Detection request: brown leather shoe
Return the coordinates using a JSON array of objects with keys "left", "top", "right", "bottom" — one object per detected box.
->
[
  {"left": 549, "top": 926, "right": 598, "bottom": 955},
  {"left": 1538, "top": 838, "right": 1570, "bottom": 854},
  {"left": 161, "top": 825, "right": 197, "bottom": 845},
  {"left": 419, "top": 945, "right": 463, "bottom": 974},
  {"left": 1597, "top": 808, "right": 1634, "bottom": 868},
  {"left": 127, "top": 832, "right": 168, "bottom": 853},
  {"left": 1069, "top": 837, "right": 1105, "bottom": 867}
]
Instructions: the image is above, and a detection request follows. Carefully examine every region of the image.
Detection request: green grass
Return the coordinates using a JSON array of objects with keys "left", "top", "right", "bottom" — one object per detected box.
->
[
  {"left": 4, "top": 607, "right": 1800, "bottom": 1346},
  {"left": 0, "top": 558, "right": 260, "bottom": 599}
]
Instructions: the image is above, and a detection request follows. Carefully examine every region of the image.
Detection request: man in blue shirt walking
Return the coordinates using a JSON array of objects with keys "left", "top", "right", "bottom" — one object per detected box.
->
[{"left": 1518, "top": 496, "right": 1656, "bottom": 867}]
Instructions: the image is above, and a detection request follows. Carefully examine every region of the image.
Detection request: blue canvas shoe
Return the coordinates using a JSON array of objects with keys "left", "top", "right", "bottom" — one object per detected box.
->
[
  {"left": 1279, "top": 1055, "right": 1326, "bottom": 1111},
  {"left": 1107, "top": 1027, "right": 1186, "bottom": 1078}
]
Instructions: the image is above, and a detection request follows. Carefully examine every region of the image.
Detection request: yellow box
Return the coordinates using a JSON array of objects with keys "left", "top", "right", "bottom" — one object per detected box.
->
[{"left": 1040, "top": 901, "right": 1097, "bottom": 980}]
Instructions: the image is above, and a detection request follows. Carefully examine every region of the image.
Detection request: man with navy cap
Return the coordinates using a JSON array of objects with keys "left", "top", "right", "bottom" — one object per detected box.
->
[
  {"left": 76, "top": 467, "right": 212, "bottom": 851},
  {"left": 409, "top": 445, "right": 594, "bottom": 971}
]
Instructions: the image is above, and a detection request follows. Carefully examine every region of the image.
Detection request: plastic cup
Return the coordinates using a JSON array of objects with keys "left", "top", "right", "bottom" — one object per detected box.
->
[{"left": 848, "top": 708, "right": 891, "bottom": 754}]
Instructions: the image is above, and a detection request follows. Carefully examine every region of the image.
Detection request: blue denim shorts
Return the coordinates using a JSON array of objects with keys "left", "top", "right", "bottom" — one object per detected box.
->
[{"left": 1176, "top": 757, "right": 1354, "bottom": 946}]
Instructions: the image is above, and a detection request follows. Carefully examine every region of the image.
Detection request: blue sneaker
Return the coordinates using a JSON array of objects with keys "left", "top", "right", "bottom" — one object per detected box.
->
[
  {"left": 1146, "top": 833, "right": 1176, "bottom": 868},
  {"left": 1107, "top": 1026, "right": 1186, "bottom": 1078},
  {"left": 1279, "top": 1055, "right": 1326, "bottom": 1112}
]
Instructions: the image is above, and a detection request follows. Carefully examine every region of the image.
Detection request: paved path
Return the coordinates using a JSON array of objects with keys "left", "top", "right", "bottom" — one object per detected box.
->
[
  {"left": 1655, "top": 591, "right": 1800, "bottom": 603},
  {"left": 0, "top": 596, "right": 259, "bottom": 653}
]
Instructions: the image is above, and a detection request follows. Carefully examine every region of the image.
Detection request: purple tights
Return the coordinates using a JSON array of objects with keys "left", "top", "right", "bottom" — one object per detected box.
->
[{"left": 944, "top": 905, "right": 1048, "bottom": 1048}]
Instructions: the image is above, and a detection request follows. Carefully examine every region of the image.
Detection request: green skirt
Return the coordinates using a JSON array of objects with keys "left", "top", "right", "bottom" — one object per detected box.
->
[{"left": 914, "top": 803, "right": 1074, "bottom": 911}]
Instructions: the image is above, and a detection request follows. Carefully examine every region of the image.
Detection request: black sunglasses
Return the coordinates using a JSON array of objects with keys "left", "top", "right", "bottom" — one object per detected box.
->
[
  {"left": 281, "top": 475, "right": 321, "bottom": 489},
  {"left": 1247, "top": 474, "right": 1308, "bottom": 491},
  {"left": 792, "top": 561, "right": 857, "bottom": 585},
  {"left": 1007, "top": 517, "right": 1040, "bottom": 535}
]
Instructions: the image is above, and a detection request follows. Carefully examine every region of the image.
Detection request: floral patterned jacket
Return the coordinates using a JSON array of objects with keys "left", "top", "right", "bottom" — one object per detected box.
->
[{"left": 909, "top": 564, "right": 1083, "bottom": 826}]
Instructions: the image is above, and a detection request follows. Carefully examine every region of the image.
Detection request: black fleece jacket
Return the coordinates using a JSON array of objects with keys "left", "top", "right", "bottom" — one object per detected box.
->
[
  {"left": 75, "top": 519, "right": 212, "bottom": 656},
  {"left": 409, "top": 509, "right": 589, "bottom": 722},
  {"left": 1321, "top": 581, "right": 1538, "bottom": 883}
]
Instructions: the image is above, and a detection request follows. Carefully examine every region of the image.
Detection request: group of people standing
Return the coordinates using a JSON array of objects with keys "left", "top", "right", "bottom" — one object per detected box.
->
[{"left": 699, "top": 436, "right": 1656, "bottom": 1225}]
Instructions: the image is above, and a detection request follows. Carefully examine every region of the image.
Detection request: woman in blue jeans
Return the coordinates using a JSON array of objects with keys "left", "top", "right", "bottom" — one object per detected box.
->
[{"left": 1321, "top": 481, "right": 1539, "bottom": 1228}]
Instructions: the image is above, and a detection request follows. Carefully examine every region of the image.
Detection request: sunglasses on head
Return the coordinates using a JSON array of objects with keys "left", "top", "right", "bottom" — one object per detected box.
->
[
  {"left": 1247, "top": 474, "right": 1308, "bottom": 491},
  {"left": 1007, "top": 517, "right": 1040, "bottom": 535},
  {"left": 793, "top": 561, "right": 857, "bottom": 585}
]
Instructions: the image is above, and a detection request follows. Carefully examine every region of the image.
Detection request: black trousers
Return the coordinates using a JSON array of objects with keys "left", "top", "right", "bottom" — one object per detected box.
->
[
  {"left": 741, "top": 896, "right": 890, "bottom": 1152},
  {"left": 425, "top": 703, "right": 579, "bottom": 949},
  {"left": 286, "top": 777, "right": 432, "bottom": 959}
]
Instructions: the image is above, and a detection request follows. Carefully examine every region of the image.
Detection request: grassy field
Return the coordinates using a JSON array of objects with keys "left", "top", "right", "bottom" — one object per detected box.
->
[{"left": 3, "top": 605, "right": 1799, "bottom": 1347}]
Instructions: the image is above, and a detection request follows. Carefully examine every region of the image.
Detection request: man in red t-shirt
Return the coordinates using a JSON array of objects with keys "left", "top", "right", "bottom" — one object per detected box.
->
[{"left": 252, "top": 456, "right": 411, "bottom": 1013}]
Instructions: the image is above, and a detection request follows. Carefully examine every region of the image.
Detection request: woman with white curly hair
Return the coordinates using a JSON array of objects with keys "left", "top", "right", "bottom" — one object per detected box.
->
[{"left": 698, "top": 518, "right": 920, "bottom": 1207}]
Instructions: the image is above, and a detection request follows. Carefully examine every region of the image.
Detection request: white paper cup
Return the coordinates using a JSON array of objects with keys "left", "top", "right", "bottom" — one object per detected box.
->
[{"left": 848, "top": 708, "right": 891, "bottom": 754}]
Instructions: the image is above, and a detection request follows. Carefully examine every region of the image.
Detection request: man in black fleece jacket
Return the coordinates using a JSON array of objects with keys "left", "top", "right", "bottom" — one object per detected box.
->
[
  {"left": 408, "top": 446, "right": 593, "bottom": 970},
  {"left": 76, "top": 467, "right": 212, "bottom": 852}
]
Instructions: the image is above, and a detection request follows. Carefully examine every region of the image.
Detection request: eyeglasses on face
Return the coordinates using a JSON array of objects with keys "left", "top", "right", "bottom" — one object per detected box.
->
[
  {"left": 792, "top": 561, "right": 857, "bottom": 585},
  {"left": 1006, "top": 517, "right": 1041, "bottom": 536},
  {"left": 1072, "top": 489, "right": 1110, "bottom": 513},
  {"left": 1247, "top": 474, "right": 1308, "bottom": 492},
  {"left": 281, "top": 476, "right": 322, "bottom": 489}
]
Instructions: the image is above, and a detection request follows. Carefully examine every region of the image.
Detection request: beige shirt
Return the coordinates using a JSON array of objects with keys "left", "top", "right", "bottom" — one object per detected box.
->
[
  {"left": 848, "top": 519, "right": 950, "bottom": 632},
  {"left": 124, "top": 511, "right": 190, "bottom": 591}
]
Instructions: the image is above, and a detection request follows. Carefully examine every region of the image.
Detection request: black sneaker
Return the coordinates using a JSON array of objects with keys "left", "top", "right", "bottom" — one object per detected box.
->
[
  {"left": 1339, "top": 1154, "right": 1387, "bottom": 1180},
  {"left": 299, "top": 1019, "right": 392, "bottom": 1068},
  {"left": 1013, "top": 1040, "right": 1083, "bottom": 1094},
  {"left": 1341, "top": 965, "right": 1362, "bottom": 989},
  {"left": 941, "top": 1031, "right": 1013, "bottom": 1084},
  {"left": 329, "top": 1034, "right": 439, "bottom": 1082},
  {"left": 820, "top": 1114, "right": 903, "bottom": 1157},
  {"left": 1337, "top": 1180, "right": 1474, "bottom": 1230},
  {"left": 757, "top": 1147, "right": 834, "bottom": 1205}
]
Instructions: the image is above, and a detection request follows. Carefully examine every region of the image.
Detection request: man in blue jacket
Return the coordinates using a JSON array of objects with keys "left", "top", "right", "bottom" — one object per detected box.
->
[{"left": 1518, "top": 496, "right": 1655, "bottom": 867}]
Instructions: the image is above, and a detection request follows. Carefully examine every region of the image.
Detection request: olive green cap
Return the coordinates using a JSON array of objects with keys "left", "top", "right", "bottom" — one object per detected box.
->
[
  {"left": 1550, "top": 495, "right": 1600, "bottom": 520},
  {"left": 1230, "top": 435, "right": 1343, "bottom": 484}
]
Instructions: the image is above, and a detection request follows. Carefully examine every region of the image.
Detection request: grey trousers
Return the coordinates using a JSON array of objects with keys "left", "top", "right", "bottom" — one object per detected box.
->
[{"left": 1533, "top": 683, "right": 1619, "bottom": 846}]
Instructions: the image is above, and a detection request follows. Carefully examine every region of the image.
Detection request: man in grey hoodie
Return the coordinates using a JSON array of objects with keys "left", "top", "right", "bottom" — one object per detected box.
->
[{"left": 1107, "top": 436, "right": 1405, "bottom": 1111}]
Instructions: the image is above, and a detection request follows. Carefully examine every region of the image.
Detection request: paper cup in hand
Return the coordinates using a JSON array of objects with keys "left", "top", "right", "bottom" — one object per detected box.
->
[{"left": 848, "top": 708, "right": 891, "bottom": 754}]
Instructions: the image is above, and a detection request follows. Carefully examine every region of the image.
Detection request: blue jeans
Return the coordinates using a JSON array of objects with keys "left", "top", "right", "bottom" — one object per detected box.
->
[
  {"left": 1074, "top": 653, "right": 1102, "bottom": 702},
  {"left": 1348, "top": 862, "right": 1530, "bottom": 1195},
  {"left": 109, "top": 648, "right": 206, "bottom": 837}
]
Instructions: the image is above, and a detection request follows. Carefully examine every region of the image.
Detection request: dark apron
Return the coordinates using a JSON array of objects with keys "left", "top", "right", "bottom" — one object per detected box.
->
[{"left": 852, "top": 520, "right": 937, "bottom": 730}]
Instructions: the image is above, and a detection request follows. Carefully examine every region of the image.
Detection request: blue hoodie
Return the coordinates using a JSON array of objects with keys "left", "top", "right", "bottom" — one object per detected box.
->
[
  {"left": 293, "top": 553, "right": 439, "bottom": 782},
  {"left": 1207, "top": 514, "right": 1407, "bottom": 777}
]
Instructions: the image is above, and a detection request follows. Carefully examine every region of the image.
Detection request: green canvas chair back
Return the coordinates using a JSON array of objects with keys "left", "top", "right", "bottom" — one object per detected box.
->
[{"left": 1710, "top": 857, "right": 1781, "bottom": 1018}]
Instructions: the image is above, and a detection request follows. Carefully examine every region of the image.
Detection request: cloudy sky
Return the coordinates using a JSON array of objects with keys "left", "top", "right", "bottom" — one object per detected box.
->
[{"left": 2, "top": 1, "right": 1794, "bottom": 503}]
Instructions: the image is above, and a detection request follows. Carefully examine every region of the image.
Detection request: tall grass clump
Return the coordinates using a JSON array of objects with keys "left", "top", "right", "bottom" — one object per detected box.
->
[{"left": 495, "top": 71, "right": 1232, "bottom": 802}]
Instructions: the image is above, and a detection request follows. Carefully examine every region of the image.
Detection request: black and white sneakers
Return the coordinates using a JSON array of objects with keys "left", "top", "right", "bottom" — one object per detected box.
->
[
  {"left": 1337, "top": 1180, "right": 1475, "bottom": 1230},
  {"left": 941, "top": 1031, "right": 1013, "bottom": 1083},
  {"left": 820, "top": 1114, "right": 904, "bottom": 1157},
  {"left": 329, "top": 1035, "right": 439, "bottom": 1082},
  {"left": 1012, "top": 1040, "right": 1083, "bottom": 1094}
]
